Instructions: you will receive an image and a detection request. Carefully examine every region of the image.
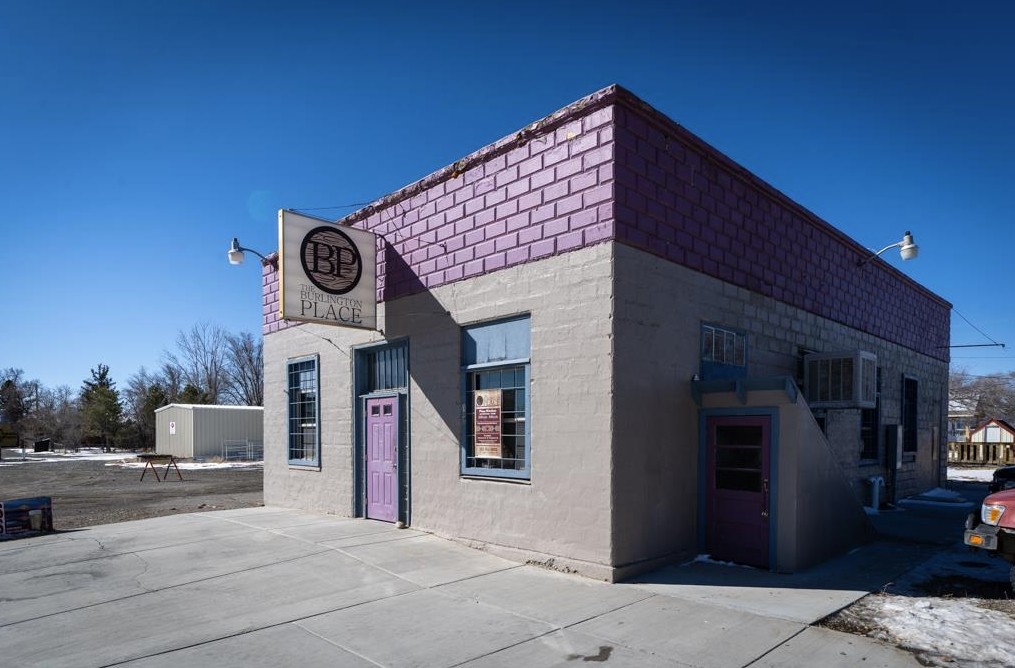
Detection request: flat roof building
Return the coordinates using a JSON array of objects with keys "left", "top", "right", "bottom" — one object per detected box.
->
[{"left": 256, "top": 85, "right": 950, "bottom": 581}]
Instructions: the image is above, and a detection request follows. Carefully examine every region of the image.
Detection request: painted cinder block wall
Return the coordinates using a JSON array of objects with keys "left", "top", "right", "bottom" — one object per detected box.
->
[
  {"left": 384, "top": 246, "right": 616, "bottom": 572},
  {"left": 611, "top": 243, "right": 945, "bottom": 571},
  {"left": 263, "top": 246, "right": 618, "bottom": 576},
  {"left": 261, "top": 84, "right": 950, "bottom": 577}
]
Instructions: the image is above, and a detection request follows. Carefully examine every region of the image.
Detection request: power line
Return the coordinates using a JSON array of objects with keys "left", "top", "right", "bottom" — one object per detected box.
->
[
  {"left": 289, "top": 202, "right": 374, "bottom": 213},
  {"left": 953, "top": 307, "right": 1005, "bottom": 348}
]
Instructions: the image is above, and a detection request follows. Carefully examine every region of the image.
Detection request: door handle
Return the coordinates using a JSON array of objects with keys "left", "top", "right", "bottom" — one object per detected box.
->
[{"left": 762, "top": 478, "right": 769, "bottom": 519}]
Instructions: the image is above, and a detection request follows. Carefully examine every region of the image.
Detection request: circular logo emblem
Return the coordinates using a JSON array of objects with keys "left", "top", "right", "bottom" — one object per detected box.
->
[{"left": 300, "top": 226, "right": 363, "bottom": 295}]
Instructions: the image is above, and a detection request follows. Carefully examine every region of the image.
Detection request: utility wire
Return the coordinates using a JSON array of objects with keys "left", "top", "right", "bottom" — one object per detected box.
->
[
  {"left": 953, "top": 307, "right": 1005, "bottom": 348},
  {"left": 290, "top": 202, "right": 373, "bottom": 213}
]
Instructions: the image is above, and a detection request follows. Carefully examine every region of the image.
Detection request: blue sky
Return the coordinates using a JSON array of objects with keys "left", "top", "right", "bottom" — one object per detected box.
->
[{"left": 2, "top": 1, "right": 1012, "bottom": 391}]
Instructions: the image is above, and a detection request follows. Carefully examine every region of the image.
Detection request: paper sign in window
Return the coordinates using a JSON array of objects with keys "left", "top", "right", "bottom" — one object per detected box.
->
[{"left": 474, "top": 389, "right": 503, "bottom": 458}]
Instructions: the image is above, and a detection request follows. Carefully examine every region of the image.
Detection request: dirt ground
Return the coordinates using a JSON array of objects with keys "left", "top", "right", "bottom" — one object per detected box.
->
[{"left": 0, "top": 449, "right": 263, "bottom": 530}]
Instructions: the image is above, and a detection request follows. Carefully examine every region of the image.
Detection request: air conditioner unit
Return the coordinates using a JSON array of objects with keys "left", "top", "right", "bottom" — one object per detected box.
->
[{"left": 804, "top": 351, "right": 877, "bottom": 409}]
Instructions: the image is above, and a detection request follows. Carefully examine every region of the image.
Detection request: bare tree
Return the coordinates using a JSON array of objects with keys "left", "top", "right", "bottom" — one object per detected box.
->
[
  {"left": 164, "top": 323, "right": 229, "bottom": 404},
  {"left": 124, "top": 367, "right": 168, "bottom": 450},
  {"left": 950, "top": 369, "right": 1015, "bottom": 425},
  {"left": 224, "top": 331, "right": 263, "bottom": 406},
  {"left": 22, "top": 384, "right": 82, "bottom": 448},
  {"left": 159, "top": 360, "right": 186, "bottom": 404}
]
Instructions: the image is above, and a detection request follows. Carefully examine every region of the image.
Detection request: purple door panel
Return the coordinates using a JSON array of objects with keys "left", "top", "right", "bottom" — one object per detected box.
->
[{"left": 366, "top": 397, "right": 398, "bottom": 522}]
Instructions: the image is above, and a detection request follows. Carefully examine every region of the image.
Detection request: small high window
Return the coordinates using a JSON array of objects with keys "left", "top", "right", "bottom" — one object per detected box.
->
[{"left": 700, "top": 323, "right": 747, "bottom": 380}]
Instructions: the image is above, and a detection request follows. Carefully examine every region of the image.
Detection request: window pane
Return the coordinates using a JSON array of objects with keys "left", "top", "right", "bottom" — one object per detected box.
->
[
  {"left": 700, "top": 324, "right": 746, "bottom": 368},
  {"left": 288, "top": 358, "right": 319, "bottom": 465},
  {"left": 716, "top": 445, "right": 761, "bottom": 469},
  {"left": 464, "top": 364, "right": 528, "bottom": 475},
  {"left": 716, "top": 425, "right": 762, "bottom": 447},
  {"left": 716, "top": 469, "right": 761, "bottom": 492}
]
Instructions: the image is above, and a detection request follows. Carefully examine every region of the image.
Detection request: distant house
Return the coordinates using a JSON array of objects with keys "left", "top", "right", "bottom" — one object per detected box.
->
[
  {"left": 154, "top": 404, "right": 263, "bottom": 460},
  {"left": 947, "top": 398, "right": 977, "bottom": 443},
  {"left": 950, "top": 418, "right": 1015, "bottom": 466}
]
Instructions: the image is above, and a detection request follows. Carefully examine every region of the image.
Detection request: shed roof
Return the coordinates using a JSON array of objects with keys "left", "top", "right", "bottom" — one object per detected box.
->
[{"left": 154, "top": 404, "right": 264, "bottom": 413}]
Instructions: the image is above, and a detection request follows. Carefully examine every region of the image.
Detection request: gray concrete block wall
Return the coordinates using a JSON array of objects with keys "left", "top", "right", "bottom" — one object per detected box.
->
[
  {"left": 611, "top": 245, "right": 702, "bottom": 569},
  {"left": 263, "top": 323, "right": 383, "bottom": 514},
  {"left": 611, "top": 244, "right": 946, "bottom": 530},
  {"left": 265, "top": 245, "right": 618, "bottom": 579},
  {"left": 396, "top": 245, "right": 616, "bottom": 574}
]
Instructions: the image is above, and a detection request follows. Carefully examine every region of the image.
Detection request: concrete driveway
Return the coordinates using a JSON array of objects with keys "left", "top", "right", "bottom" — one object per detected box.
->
[{"left": 1, "top": 507, "right": 931, "bottom": 667}]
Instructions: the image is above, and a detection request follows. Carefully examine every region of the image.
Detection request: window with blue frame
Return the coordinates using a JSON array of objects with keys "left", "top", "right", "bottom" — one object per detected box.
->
[
  {"left": 700, "top": 323, "right": 747, "bottom": 380},
  {"left": 287, "top": 355, "right": 320, "bottom": 467},
  {"left": 461, "top": 316, "right": 530, "bottom": 479}
]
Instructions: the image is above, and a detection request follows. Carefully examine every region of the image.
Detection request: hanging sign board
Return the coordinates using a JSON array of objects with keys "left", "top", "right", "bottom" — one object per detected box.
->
[
  {"left": 278, "top": 209, "right": 377, "bottom": 330},
  {"left": 474, "top": 389, "right": 503, "bottom": 458}
]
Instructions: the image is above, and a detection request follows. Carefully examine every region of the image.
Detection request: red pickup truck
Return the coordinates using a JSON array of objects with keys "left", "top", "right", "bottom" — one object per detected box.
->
[{"left": 964, "top": 487, "right": 1015, "bottom": 587}]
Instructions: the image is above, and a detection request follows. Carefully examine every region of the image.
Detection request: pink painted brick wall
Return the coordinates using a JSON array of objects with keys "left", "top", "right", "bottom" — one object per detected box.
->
[
  {"left": 365, "top": 112, "right": 615, "bottom": 299},
  {"left": 263, "top": 87, "right": 619, "bottom": 335},
  {"left": 610, "top": 96, "right": 950, "bottom": 362}
]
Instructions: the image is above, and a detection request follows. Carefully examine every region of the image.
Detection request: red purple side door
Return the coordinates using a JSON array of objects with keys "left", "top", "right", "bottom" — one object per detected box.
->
[{"left": 705, "top": 415, "right": 771, "bottom": 568}]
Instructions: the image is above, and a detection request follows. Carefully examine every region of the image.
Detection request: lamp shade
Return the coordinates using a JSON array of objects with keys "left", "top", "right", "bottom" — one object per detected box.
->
[
  {"left": 228, "top": 238, "right": 245, "bottom": 265},
  {"left": 899, "top": 231, "right": 918, "bottom": 261}
]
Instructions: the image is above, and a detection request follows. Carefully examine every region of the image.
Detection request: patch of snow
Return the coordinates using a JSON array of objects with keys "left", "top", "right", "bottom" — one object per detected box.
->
[
  {"left": 687, "top": 554, "right": 756, "bottom": 569},
  {"left": 0, "top": 449, "right": 140, "bottom": 465},
  {"left": 109, "top": 461, "right": 262, "bottom": 470},
  {"left": 868, "top": 596, "right": 1015, "bottom": 665},
  {"left": 849, "top": 547, "right": 1015, "bottom": 665},
  {"left": 0, "top": 449, "right": 261, "bottom": 470},
  {"left": 948, "top": 467, "right": 996, "bottom": 483}
]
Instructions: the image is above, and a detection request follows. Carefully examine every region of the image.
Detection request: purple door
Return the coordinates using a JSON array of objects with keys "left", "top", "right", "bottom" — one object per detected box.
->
[
  {"left": 366, "top": 397, "right": 398, "bottom": 522},
  {"left": 705, "top": 415, "right": 771, "bottom": 568}
]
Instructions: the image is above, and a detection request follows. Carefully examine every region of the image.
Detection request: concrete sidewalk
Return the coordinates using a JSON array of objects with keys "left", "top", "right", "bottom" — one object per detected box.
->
[{"left": 0, "top": 506, "right": 958, "bottom": 667}]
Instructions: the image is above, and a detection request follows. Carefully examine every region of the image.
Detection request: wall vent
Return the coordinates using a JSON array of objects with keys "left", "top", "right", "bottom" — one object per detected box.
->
[{"left": 804, "top": 351, "right": 877, "bottom": 409}]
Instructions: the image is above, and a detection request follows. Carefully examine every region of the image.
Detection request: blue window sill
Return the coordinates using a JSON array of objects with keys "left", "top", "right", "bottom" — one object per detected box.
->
[{"left": 460, "top": 471, "right": 530, "bottom": 483}]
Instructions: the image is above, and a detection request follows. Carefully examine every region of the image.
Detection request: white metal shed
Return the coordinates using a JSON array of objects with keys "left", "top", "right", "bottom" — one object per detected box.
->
[{"left": 154, "top": 404, "right": 263, "bottom": 460}]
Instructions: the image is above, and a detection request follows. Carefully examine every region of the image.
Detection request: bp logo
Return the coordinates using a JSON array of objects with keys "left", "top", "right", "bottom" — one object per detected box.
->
[{"left": 300, "top": 226, "right": 363, "bottom": 295}]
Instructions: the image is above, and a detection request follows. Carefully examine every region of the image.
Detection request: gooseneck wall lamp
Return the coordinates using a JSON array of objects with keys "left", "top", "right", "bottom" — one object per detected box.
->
[
  {"left": 227, "top": 237, "right": 271, "bottom": 266},
  {"left": 857, "top": 230, "right": 919, "bottom": 267}
]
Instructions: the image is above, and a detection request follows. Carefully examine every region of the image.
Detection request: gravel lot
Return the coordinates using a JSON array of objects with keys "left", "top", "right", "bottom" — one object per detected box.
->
[{"left": 0, "top": 448, "right": 263, "bottom": 530}]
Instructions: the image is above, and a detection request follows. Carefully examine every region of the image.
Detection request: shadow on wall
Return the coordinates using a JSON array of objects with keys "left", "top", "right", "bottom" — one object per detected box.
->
[{"left": 379, "top": 242, "right": 461, "bottom": 438}]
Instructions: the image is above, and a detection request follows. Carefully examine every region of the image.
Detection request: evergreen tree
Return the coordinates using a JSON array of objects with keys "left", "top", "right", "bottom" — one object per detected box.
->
[{"left": 80, "top": 364, "right": 123, "bottom": 451}]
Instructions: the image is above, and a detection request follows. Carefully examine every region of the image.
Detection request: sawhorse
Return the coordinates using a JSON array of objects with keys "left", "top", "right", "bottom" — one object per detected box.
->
[{"left": 139, "top": 454, "right": 183, "bottom": 482}]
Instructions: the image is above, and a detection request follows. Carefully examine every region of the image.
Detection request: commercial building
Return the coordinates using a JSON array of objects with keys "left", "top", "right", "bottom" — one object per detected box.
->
[{"left": 256, "top": 85, "right": 950, "bottom": 581}]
